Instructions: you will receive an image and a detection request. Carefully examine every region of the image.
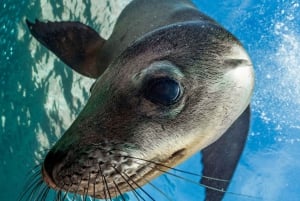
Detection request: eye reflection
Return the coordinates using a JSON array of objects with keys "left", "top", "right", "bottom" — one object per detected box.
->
[{"left": 144, "top": 78, "right": 181, "bottom": 106}]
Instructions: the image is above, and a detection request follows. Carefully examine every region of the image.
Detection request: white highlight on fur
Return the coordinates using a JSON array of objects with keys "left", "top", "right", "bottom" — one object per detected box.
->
[
  {"left": 224, "top": 44, "right": 254, "bottom": 112},
  {"left": 132, "top": 60, "right": 184, "bottom": 84}
]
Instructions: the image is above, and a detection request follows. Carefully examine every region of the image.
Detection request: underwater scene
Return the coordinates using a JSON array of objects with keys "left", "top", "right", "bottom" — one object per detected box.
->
[{"left": 0, "top": 0, "right": 299, "bottom": 200}]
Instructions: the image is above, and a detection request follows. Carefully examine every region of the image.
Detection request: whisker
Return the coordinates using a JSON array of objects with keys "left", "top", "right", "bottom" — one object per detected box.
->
[
  {"left": 136, "top": 159, "right": 223, "bottom": 191},
  {"left": 106, "top": 149, "right": 229, "bottom": 183},
  {"left": 28, "top": 169, "right": 41, "bottom": 178},
  {"left": 98, "top": 164, "right": 110, "bottom": 201},
  {"left": 131, "top": 188, "right": 142, "bottom": 201},
  {"left": 111, "top": 166, "right": 143, "bottom": 201},
  {"left": 83, "top": 173, "right": 91, "bottom": 201},
  {"left": 24, "top": 161, "right": 42, "bottom": 174},
  {"left": 34, "top": 184, "right": 49, "bottom": 201},
  {"left": 37, "top": 185, "right": 50, "bottom": 201},
  {"left": 21, "top": 170, "right": 42, "bottom": 193},
  {"left": 122, "top": 172, "right": 155, "bottom": 201},
  {"left": 18, "top": 182, "right": 35, "bottom": 201},
  {"left": 82, "top": 149, "right": 232, "bottom": 200},
  {"left": 72, "top": 176, "right": 83, "bottom": 201},
  {"left": 139, "top": 176, "right": 172, "bottom": 201},
  {"left": 123, "top": 155, "right": 228, "bottom": 182},
  {"left": 18, "top": 166, "right": 43, "bottom": 200},
  {"left": 55, "top": 190, "right": 62, "bottom": 201},
  {"left": 113, "top": 181, "right": 126, "bottom": 201},
  {"left": 103, "top": 170, "right": 112, "bottom": 200},
  {"left": 112, "top": 186, "right": 118, "bottom": 200},
  {"left": 28, "top": 179, "right": 44, "bottom": 200},
  {"left": 92, "top": 171, "right": 98, "bottom": 201},
  {"left": 83, "top": 188, "right": 88, "bottom": 201},
  {"left": 99, "top": 172, "right": 107, "bottom": 201},
  {"left": 18, "top": 179, "right": 39, "bottom": 200},
  {"left": 152, "top": 165, "right": 259, "bottom": 200},
  {"left": 111, "top": 153, "right": 259, "bottom": 200},
  {"left": 61, "top": 184, "right": 71, "bottom": 201},
  {"left": 53, "top": 181, "right": 65, "bottom": 201},
  {"left": 71, "top": 192, "right": 78, "bottom": 201},
  {"left": 40, "top": 186, "right": 50, "bottom": 201}
]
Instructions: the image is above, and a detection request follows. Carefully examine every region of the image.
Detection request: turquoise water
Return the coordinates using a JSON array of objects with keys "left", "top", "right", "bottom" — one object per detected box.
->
[{"left": 1, "top": 0, "right": 300, "bottom": 201}]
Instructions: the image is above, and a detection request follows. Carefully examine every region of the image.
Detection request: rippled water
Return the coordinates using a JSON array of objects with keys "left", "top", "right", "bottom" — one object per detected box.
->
[{"left": 1, "top": 0, "right": 300, "bottom": 201}]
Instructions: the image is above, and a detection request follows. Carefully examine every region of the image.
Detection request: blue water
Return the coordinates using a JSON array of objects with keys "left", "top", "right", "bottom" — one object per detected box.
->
[{"left": 1, "top": 0, "right": 300, "bottom": 201}]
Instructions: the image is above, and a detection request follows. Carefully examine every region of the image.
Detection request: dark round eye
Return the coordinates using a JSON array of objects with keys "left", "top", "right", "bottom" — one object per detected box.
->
[{"left": 144, "top": 78, "right": 181, "bottom": 106}]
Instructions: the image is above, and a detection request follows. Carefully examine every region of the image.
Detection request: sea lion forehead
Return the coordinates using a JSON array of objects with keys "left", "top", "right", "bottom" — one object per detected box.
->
[{"left": 109, "top": 21, "right": 240, "bottom": 80}]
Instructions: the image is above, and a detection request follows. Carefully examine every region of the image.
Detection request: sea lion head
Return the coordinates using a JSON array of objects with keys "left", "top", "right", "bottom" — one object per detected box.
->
[{"left": 40, "top": 21, "right": 254, "bottom": 198}]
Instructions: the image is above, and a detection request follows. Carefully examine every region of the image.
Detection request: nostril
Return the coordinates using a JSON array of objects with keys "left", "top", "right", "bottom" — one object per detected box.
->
[{"left": 42, "top": 150, "right": 67, "bottom": 189}]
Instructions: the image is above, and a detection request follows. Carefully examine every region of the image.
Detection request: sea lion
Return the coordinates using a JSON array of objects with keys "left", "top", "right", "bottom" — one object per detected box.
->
[{"left": 24, "top": 0, "right": 254, "bottom": 200}]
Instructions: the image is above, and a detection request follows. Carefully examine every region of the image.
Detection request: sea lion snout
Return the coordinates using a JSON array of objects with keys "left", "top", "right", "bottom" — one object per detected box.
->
[{"left": 42, "top": 144, "right": 149, "bottom": 197}]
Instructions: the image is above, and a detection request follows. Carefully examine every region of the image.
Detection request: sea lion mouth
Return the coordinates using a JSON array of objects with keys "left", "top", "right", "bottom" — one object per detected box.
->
[{"left": 41, "top": 148, "right": 187, "bottom": 199}]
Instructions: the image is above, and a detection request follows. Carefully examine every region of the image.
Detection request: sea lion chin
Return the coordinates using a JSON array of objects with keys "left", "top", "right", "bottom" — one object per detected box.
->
[{"left": 25, "top": 0, "right": 254, "bottom": 200}]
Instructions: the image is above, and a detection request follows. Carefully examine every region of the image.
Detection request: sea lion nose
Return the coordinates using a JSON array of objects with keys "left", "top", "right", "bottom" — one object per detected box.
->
[{"left": 42, "top": 150, "right": 67, "bottom": 189}]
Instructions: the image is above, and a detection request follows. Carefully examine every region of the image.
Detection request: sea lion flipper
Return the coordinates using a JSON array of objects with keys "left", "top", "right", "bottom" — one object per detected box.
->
[
  {"left": 26, "top": 19, "right": 106, "bottom": 78},
  {"left": 201, "top": 106, "right": 250, "bottom": 200}
]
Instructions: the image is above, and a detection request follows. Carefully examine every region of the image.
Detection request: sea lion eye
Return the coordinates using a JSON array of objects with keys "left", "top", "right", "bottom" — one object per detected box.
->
[{"left": 144, "top": 78, "right": 181, "bottom": 106}]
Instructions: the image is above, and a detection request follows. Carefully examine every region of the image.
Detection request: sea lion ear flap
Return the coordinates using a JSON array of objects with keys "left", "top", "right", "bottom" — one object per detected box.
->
[
  {"left": 200, "top": 106, "right": 250, "bottom": 200},
  {"left": 26, "top": 19, "right": 106, "bottom": 78}
]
